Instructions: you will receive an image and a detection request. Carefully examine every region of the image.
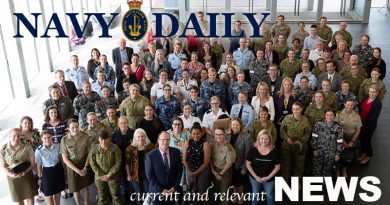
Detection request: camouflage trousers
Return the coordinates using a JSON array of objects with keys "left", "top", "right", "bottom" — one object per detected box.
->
[
  {"left": 95, "top": 175, "right": 121, "bottom": 205},
  {"left": 281, "top": 142, "right": 305, "bottom": 182},
  {"left": 312, "top": 150, "right": 335, "bottom": 176}
]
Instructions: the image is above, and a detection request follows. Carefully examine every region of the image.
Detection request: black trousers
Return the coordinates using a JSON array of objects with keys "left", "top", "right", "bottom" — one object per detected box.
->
[{"left": 360, "top": 126, "right": 376, "bottom": 157}]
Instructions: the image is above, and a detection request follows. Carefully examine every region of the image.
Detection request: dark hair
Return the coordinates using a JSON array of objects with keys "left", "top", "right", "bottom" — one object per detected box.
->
[
  {"left": 325, "top": 108, "right": 336, "bottom": 116},
  {"left": 67, "top": 118, "right": 79, "bottom": 127},
  {"left": 101, "top": 85, "right": 110, "bottom": 91},
  {"left": 44, "top": 105, "right": 62, "bottom": 123},
  {"left": 190, "top": 122, "right": 203, "bottom": 133},
  {"left": 20, "top": 116, "right": 33, "bottom": 130},
  {"left": 40, "top": 130, "right": 52, "bottom": 138},
  {"left": 361, "top": 34, "right": 370, "bottom": 41},
  {"left": 106, "top": 105, "right": 116, "bottom": 111},
  {"left": 189, "top": 85, "right": 199, "bottom": 92},
  {"left": 122, "top": 61, "right": 130, "bottom": 67},
  {"left": 310, "top": 24, "right": 317, "bottom": 29},
  {"left": 293, "top": 101, "right": 304, "bottom": 108},
  {"left": 90, "top": 48, "right": 101, "bottom": 59},
  {"left": 171, "top": 116, "right": 184, "bottom": 131},
  {"left": 300, "top": 76, "right": 309, "bottom": 82},
  {"left": 98, "top": 130, "right": 110, "bottom": 140},
  {"left": 292, "top": 38, "right": 301, "bottom": 44}
]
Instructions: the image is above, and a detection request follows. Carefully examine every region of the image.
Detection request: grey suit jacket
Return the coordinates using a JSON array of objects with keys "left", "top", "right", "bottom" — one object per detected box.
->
[{"left": 317, "top": 72, "right": 343, "bottom": 92}]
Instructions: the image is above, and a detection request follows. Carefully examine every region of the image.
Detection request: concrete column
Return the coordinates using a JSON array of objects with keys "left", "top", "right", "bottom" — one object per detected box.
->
[
  {"left": 307, "top": 0, "right": 314, "bottom": 10},
  {"left": 270, "top": 0, "right": 277, "bottom": 23},
  {"left": 363, "top": 0, "right": 372, "bottom": 23},
  {"left": 316, "top": 0, "right": 324, "bottom": 22},
  {"left": 225, "top": 0, "right": 232, "bottom": 12},
  {"left": 34, "top": 0, "right": 53, "bottom": 72},
  {"left": 179, "top": 0, "right": 186, "bottom": 21},
  {"left": 266, "top": 0, "right": 271, "bottom": 11},
  {"left": 1, "top": 0, "right": 31, "bottom": 98}
]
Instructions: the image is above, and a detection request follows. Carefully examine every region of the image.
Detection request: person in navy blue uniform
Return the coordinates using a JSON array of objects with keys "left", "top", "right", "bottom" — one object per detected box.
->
[{"left": 145, "top": 131, "right": 183, "bottom": 205}]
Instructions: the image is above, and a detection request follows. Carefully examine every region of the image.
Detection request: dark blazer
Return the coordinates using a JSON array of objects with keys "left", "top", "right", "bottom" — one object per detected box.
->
[
  {"left": 361, "top": 98, "right": 382, "bottom": 128},
  {"left": 54, "top": 81, "right": 78, "bottom": 102},
  {"left": 145, "top": 147, "right": 183, "bottom": 194},
  {"left": 317, "top": 72, "right": 343, "bottom": 92},
  {"left": 266, "top": 50, "right": 280, "bottom": 65},
  {"left": 112, "top": 47, "right": 134, "bottom": 77}
]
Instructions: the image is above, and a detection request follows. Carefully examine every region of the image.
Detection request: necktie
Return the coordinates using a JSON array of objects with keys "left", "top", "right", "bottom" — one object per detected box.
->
[
  {"left": 163, "top": 152, "right": 169, "bottom": 170},
  {"left": 238, "top": 105, "right": 243, "bottom": 118},
  {"left": 60, "top": 84, "right": 68, "bottom": 96},
  {"left": 328, "top": 75, "right": 333, "bottom": 83}
]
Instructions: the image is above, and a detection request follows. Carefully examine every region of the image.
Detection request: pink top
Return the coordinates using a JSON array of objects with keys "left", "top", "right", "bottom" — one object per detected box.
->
[{"left": 129, "top": 64, "right": 145, "bottom": 83}]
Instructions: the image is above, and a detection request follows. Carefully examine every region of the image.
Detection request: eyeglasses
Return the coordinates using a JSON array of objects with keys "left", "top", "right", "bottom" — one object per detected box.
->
[{"left": 172, "top": 123, "right": 181, "bottom": 126}]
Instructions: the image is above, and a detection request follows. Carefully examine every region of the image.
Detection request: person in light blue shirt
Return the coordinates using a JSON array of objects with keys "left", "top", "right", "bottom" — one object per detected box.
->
[
  {"left": 230, "top": 91, "right": 255, "bottom": 129},
  {"left": 35, "top": 131, "right": 65, "bottom": 205},
  {"left": 293, "top": 61, "right": 317, "bottom": 90},
  {"left": 168, "top": 40, "right": 187, "bottom": 71},
  {"left": 65, "top": 55, "right": 89, "bottom": 92},
  {"left": 303, "top": 25, "right": 323, "bottom": 50},
  {"left": 233, "top": 38, "right": 255, "bottom": 83},
  {"left": 91, "top": 70, "right": 115, "bottom": 96}
]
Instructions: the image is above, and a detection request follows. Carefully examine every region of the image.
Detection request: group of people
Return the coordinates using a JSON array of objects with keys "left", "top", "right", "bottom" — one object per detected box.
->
[{"left": 0, "top": 13, "right": 387, "bottom": 205}]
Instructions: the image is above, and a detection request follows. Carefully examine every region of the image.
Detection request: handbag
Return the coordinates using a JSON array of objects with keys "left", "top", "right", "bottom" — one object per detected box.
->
[
  {"left": 340, "top": 148, "right": 357, "bottom": 166},
  {"left": 11, "top": 161, "right": 31, "bottom": 174}
]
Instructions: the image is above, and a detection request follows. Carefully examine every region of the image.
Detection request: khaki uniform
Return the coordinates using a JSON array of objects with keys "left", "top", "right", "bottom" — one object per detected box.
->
[
  {"left": 271, "top": 24, "right": 291, "bottom": 41},
  {"left": 335, "top": 110, "right": 362, "bottom": 142},
  {"left": 323, "top": 92, "right": 339, "bottom": 111},
  {"left": 249, "top": 119, "right": 277, "bottom": 144},
  {"left": 339, "top": 65, "right": 367, "bottom": 79},
  {"left": 119, "top": 95, "right": 150, "bottom": 129},
  {"left": 346, "top": 75, "right": 365, "bottom": 97},
  {"left": 280, "top": 59, "right": 300, "bottom": 79},
  {"left": 0, "top": 142, "right": 37, "bottom": 202},
  {"left": 60, "top": 132, "right": 92, "bottom": 192},
  {"left": 280, "top": 115, "right": 312, "bottom": 180},
  {"left": 89, "top": 143, "right": 122, "bottom": 205},
  {"left": 100, "top": 118, "right": 118, "bottom": 134},
  {"left": 317, "top": 25, "right": 333, "bottom": 46},
  {"left": 82, "top": 122, "right": 108, "bottom": 144},
  {"left": 211, "top": 44, "right": 225, "bottom": 69},
  {"left": 358, "top": 79, "right": 387, "bottom": 102},
  {"left": 304, "top": 104, "right": 329, "bottom": 127}
]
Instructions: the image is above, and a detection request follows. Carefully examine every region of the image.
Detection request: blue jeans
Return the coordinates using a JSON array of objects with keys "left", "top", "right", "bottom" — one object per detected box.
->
[{"left": 249, "top": 175, "right": 275, "bottom": 205}]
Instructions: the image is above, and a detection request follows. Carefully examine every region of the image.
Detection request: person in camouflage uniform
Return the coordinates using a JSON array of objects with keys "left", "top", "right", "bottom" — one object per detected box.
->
[
  {"left": 200, "top": 68, "right": 226, "bottom": 105},
  {"left": 311, "top": 109, "right": 344, "bottom": 176},
  {"left": 100, "top": 106, "right": 118, "bottom": 134},
  {"left": 249, "top": 106, "right": 277, "bottom": 144},
  {"left": 249, "top": 49, "right": 269, "bottom": 92},
  {"left": 89, "top": 130, "right": 122, "bottom": 205},
  {"left": 304, "top": 91, "right": 329, "bottom": 127},
  {"left": 358, "top": 68, "right": 387, "bottom": 102},
  {"left": 280, "top": 50, "right": 300, "bottom": 79},
  {"left": 274, "top": 34, "right": 289, "bottom": 60},
  {"left": 117, "top": 78, "right": 131, "bottom": 105},
  {"left": 352, "top": 34, "right": 373, "bottom": 72},
  {"left": 339, "top": 55, "right": 367, "bottom": 79},
  {"left": 317, "top": 17, "right": 333, "bottom": 46},
  {"left": 73, "top": 81, "right": 101, "bottom": 128},
  {"left": 183, "top": 86, "right": 209, "bottom": 120},
  {"left": 280, "top": 102, "right": 312, "bottom": 181},
  {"left": 271, "top": 15, "right": 291, "bottom": 43},
  {"left": 312, "top": 58, "right": 326, "bottom": 78},
  {"left": 320, "top": 79, "right": 339, "bottom": 111},
  {"left": 95, "top": 85, "right": 118, "bottom": 121},
  {"left": 229, "top": 72, "right": 253, "bottom": 105},
  {"left": 82, "top": 112, "right": 108, "bottom": 144},
  {"left": 43, "top": 84, "right": 74, "bottom": 122},
  {"left": 336, "top": 80, "right": 359, "bottom": 111},
  {"left": 119, "top": 84, "right": 150, "bottom": 130},
  {"left": 296, "top": 76, "right": 314, "bottom": 110},
  {"left": 345, "top": 64, "right": 365, "bottom": 96},
  {"left": 331, "top": 21, "right": 353, "bottom": 48},
  {"left": 155, "top": 84, "right": 182, "bottom": 130},
  {"left": 210, "top": 38, "right": 225, "bottom": 69}
]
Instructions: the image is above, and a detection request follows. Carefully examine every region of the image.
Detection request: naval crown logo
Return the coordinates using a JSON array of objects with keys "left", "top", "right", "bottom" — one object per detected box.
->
[{"left": 122, "top": 0, "right": 148, "bottom": 41}]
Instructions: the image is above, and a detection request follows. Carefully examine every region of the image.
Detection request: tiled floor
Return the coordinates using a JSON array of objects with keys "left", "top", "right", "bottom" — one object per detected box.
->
[{"left": 0, "top": 6, "right": 389, "bottom": 205}]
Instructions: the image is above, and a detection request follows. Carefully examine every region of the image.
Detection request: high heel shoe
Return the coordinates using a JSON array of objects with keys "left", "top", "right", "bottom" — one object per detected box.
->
[{"left": 359, "top": 157, "right": 370, "bottom": 165}]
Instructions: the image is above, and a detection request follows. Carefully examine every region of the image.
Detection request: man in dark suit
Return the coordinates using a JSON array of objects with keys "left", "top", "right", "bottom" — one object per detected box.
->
[
  {"left": 112, "top": 38, "right": 133, "bottom": 77},
  {"left": 146, "top": 131, "right": 183, "bottom": 205},
  {"left": 54, "top": 70, "right": 78, "bottom": 102},
  {"left": 317, "top": 60, "right": 343, "bottom": 92}
]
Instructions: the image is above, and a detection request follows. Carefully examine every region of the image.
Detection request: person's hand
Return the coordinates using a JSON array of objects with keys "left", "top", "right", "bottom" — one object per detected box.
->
[
  {"left": 335, "top": 154, "right": 340, "bottom": 161},
  {"left": 7, "top": 171, "right": 18, "bottom": 178},
  {"left": 287, "top": 138, "right": 293, "bottom": 145},
  {"left": 37, "top": 178, "right": 42, "bottom": 186},
  {"left": 240, "top": 169, "right": 246, "bottom": 175},
  {"left": 347, "top": 141, "right": 354, "bottom": 148},
  {"left": 260, "top": 176, "right": 269, "bottom": 182},
  {"left": 313, "top": 150, "right": 319, "bottom": 157},
  {"left": 168, "top": 187, "right": 175, "bottom": 194},
  {"left": 127, "top": 176, "right": 132, "bottom": 182},
  {"left": 255, "top": 175, "right": 262, "bottom": 183},
  {"left": 343, "top": 141, "right": 348, "bottom": 148},
  {"left": 189, "top": 171, "right": 196, "bottom": 180}
]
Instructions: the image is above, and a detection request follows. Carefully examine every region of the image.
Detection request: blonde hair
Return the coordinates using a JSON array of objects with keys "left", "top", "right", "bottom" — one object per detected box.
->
[
  {"left": 255, "top": 129, "right": 272, "bottom": 147},
  {"left": 278, "top": 77, "right": 296, "bottom": 96},
  {"left": 256, "top": 82, "right": 270, "bottom": 100}
]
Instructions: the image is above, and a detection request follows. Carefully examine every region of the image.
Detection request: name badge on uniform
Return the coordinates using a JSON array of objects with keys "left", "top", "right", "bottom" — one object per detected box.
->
[
  {"left": 283, "top": 111, "right": 289, "bottom": 114},
  {"left": 249, "top": 70, "right": 255, "bottom": 74},
  {"left": 312, "top": 133, "right": 318, "bottom": 138}
]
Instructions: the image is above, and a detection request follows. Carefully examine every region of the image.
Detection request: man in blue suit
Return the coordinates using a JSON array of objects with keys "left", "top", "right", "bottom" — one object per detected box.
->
[{"left": 145, "top": 131, "right": 183, "bottom": 205}]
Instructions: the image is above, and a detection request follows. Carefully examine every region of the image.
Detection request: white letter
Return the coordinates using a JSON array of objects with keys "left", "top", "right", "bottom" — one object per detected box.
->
[
  {"left": 359, "top": 176, "right": 381, "bottom": 202},
  {"left": 303, "top": 177, "right": 323, "bottom": 201},
  {"left": 325, "top": 177, "right": 358, "bottom": 201},
  {"left": 275, "top": 177, "right": 299, "bottom": 201}
]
